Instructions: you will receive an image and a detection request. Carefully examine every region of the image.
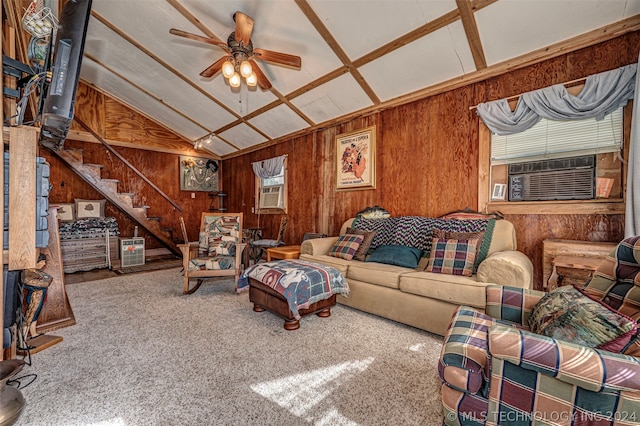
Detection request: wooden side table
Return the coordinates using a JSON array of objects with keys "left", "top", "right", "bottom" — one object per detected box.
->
[
  {"left": 547, "top": 255, "right": 602, "bottom": 291},
  {"left": 542, "top": 239, "right": 616, "bottom": 290},
  {"left": 267, "top": 245, "right": 301, "bottom": 262}
]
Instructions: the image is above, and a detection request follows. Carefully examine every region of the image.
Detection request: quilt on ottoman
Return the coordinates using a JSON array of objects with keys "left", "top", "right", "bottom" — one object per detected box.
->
[{"left": 238, "top": 259, "right": 350, "bottom": 319}]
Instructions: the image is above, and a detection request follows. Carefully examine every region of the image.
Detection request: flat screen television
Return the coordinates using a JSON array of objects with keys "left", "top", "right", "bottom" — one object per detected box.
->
[{"left": 39, "top": 0, "right": 92, "bottom": 150}]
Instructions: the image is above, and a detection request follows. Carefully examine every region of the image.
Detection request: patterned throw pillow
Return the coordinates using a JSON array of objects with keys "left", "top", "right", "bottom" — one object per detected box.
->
[
  {"left": 528, "top": 285, "right": 638, "bottom": 353},
  {"left": 425, "top": 237, "right": 479, "bottom": 276},
  {"left": 346, "top": 227, "right": 377, "bottom": 261},
  {"left": 433, "top": 229, "right": 486, "bottom": 270},
  {"left": 329, "top": 234, "right": 364, "bottom": 260}
]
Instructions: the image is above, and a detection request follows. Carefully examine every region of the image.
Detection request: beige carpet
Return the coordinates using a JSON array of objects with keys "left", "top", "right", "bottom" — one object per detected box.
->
[{"left": 13, "top": 268, "right": 445, "bottom": 425}]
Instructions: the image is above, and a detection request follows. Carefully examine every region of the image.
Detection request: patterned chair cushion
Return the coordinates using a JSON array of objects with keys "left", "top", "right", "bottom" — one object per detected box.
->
[
  {"left": 580, "top": 235, "right": 640, "bottom": 356},
  {"left": 485, "top": 285, "right": 545, "bottom": 326},
  {"left": 439, "top": 306, "right": 522, "bottom": 396},
  {"left": 528, "top": 285, "right": 637, "bottom": 353},
  {"left": 489, "top": 324, "right": 640, "bottom": 393},
  {"left": 329, "top": 233, "right": 364, "bottom": 260},
  {"left": 487, "top": 329, "right": 640, "bottom": 426}
]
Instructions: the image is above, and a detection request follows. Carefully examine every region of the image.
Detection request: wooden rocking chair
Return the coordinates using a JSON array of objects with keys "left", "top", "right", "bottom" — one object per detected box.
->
[{"left": 178, "top": 212, "right": 246, "bottom": 294}]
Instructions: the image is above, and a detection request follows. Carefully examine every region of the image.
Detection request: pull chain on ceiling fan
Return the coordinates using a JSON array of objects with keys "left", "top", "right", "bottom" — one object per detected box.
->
[{"left": 170, "top": 11, "right": 302, "bottom": 90}]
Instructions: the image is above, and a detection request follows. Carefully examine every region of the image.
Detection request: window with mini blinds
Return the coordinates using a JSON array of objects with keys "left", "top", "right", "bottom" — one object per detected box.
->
[
  {"left": 488, "top": 106, "right": 625, "bottom": 202},
  {"left": 255, "top": 160, "right": 287, "bottom": 212}
]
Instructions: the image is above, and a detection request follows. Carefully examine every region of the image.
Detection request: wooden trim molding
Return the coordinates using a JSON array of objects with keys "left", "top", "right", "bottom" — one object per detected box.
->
[{"left": 487, "top": 200, "right": 625, "bottom": 215}]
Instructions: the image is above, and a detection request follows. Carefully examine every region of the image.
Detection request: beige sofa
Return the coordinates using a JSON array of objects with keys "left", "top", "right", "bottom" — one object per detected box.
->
[{"left": 299, "top": 217, "right": 533, "bottom": 336}]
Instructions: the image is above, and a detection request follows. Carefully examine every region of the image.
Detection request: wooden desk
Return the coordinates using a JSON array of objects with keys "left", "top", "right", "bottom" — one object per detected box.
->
[
  {"left": 267, "top": 245, "right": 301, "bottom": 262},
  {"left": 547, "top": 255, "right": 602, "bottom": 291}
]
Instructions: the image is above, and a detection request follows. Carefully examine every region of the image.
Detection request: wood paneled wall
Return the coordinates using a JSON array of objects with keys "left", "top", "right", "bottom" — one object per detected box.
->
[
  {"left": 41, "top": 84, "right": 211, "bottom": 250},
  {"left": 223, "top": 31, "right": 639, "bottom": 289}
]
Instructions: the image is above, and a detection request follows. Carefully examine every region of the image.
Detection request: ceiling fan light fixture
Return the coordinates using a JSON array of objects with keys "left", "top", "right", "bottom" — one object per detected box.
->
[
  {"left": 222, "top": 59, "right": 235, "bottom": 78},
  {"left": 240, "top": 59, "right": 253, "bottom": 78},
  {"left": 246, "top": 72, "right": 257, "bottom": 87},
  {"left": 229, "top": 72, "right": 241, "bottom": 88}
]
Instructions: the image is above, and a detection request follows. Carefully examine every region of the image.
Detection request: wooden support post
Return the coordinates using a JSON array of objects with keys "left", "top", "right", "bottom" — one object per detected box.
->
[{"left": 8, "top": 126, "right": 38, "bottom": 270}]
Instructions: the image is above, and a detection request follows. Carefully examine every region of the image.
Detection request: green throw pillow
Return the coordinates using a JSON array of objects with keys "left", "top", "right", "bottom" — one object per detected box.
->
[{"left": 366, "top": 245, "right": 423, "bottom": 269}]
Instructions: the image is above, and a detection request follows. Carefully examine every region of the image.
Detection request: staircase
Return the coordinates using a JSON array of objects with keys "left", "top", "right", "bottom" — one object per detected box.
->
[{"left": 47, "top": 147, "right": 181, "bottom": 257}]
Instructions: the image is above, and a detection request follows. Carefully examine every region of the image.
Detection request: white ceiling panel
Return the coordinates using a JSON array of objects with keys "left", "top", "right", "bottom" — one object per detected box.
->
[
  {"left": 308, "top": 0, "right": 456, "bottom": 59},
  {"left": 180, "top": 0, "right": 344, "bottom": 94},
  {"left": 248, "top": 105, "right": 309, "bottom": 139},
  {"left": 358, "top": 21, "right": 474, "bottom": 101},
  {"left": 80, "top": 58, "right": 206, "bottom": 141},
  {"left": 218, "top": 123, "right": 268, "bottom": 149},
  {"left": 60, "top": 0, "right": 638, "bottom": 157},
  {"left": 291, "top": 73, "right": 374, "bottom": 123},
  {"left": 476, "top": 0, "right": 639, "bottom": 66},
  {"left": 92, "top": 0, "right": 278, "bottom": 115},
  {"left": 83, "top": 18, "right": 236, "bottom": 132}
]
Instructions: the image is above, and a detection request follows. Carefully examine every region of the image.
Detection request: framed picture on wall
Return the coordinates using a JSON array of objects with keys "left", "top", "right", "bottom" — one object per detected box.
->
[
  {"left": 180, "top": 156, "right": 219, "bottom": 191},
  {"left": 336, "top": 125, "right": 376, "bottom": 190}
]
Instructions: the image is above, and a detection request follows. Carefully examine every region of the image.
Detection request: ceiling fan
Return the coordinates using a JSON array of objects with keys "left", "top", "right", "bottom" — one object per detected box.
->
[{"left": 169, "top": 11, "right": 301, "bottom": 90}]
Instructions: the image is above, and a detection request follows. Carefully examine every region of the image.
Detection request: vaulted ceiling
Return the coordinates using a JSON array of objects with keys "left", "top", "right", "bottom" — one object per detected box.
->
[{"left": 78, "top": 0, "right": 640, "bottom": 159}]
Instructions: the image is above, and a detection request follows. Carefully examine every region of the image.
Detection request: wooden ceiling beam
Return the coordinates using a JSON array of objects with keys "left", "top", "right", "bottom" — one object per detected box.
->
[
  {"left": 223, "top": 15, "right": 640, "bottom": 160},
  {"left": 294, "top": 0, "right": 381, "bottom": 105},
  {"left": 456, "top": 0, "right": 487, "bottom": 70}
]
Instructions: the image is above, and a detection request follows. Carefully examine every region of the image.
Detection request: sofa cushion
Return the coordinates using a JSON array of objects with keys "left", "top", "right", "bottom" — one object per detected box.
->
[
  {"left": 367, "top": 245, "right": 423, "bottom": 269},
  {"left": 399, "top": 271, "right": 489, "bottom": 308},
  {"left": 346, "top": 227, "right": 377, "bottom": 261},
  {"left": 348, "top": 261, "right": 412, "bottom": 289},
  {"left": 298, "top": 254, "right": 350, "bottom": 276},
  {"left": 528, "top": 285, "right": 637, "bottom": 353},
  {"left": 329, "top": 233, "right": 364, "bottom": 260},
  {"left": 425, "top": 237, "right": 479, "bottom": 276}
]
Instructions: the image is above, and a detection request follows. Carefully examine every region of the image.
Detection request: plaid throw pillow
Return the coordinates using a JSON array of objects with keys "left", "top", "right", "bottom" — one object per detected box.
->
[
  {"left": 329, "top": 234, "right": 364, "bottom": 260},
  {"left": 425, "top": 237, "right": 479, "bottom": 276}
]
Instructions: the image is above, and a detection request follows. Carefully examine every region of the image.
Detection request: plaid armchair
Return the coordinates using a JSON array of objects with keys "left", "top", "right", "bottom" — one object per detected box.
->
[{"left": 439, "top": 236, "right": 640, "bottom": 425}]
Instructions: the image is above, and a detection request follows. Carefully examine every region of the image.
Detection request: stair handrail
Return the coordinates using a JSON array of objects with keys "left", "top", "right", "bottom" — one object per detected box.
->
[{"left": 75, "top": 118, "right": 183, "bottom": 212}]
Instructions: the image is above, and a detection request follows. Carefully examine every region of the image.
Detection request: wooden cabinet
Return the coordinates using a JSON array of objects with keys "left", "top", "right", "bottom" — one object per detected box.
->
[{"left": 542, "top": 239, "right": 617, "bottom": 290}]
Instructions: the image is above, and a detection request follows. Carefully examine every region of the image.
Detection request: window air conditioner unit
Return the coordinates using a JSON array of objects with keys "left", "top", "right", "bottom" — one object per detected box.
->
[
  {"left": 508, "top": 155, "right": 595, "bottom": 201},
  {"left": 259, "top": 185, "right": 283, "bottom": 209}
]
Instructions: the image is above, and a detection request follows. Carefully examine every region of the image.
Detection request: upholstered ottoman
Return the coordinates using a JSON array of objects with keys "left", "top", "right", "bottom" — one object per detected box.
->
[{"left": 238, "top": 259, "right": 350, "bottom": 330}]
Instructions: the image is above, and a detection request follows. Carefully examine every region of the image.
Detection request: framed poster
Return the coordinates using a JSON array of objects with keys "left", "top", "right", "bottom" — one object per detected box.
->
[
  {"left": 336, "top": 125, "right": 376, "bottom": 190},
  {"left": 180, "top": 156, "right": 219, "bottom": 191}
]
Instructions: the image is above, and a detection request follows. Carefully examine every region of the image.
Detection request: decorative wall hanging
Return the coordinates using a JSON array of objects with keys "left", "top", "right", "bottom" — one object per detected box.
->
[
  {"left": 336, "top": 125, "right": 376, "bottom": 190},
  {"left": 180, "top": 156, "right": 219, "bottom": 191}
]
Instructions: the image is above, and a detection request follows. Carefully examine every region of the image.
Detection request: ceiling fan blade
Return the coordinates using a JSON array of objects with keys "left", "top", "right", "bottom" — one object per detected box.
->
[
  {"left": 249, "top": 60, "right": 272, "bottom": 90},
  {"left": 253, "top": 48, "right": 301, "bottom": 69},
  {"left": 170, "top": 28, "right": 229, "bottom": 51},
  {"left": 233, "top": 11, "right": 254, "bottom": 45},
  {"left": 199, "top": 56, "right": 228, "bottom": 78}
]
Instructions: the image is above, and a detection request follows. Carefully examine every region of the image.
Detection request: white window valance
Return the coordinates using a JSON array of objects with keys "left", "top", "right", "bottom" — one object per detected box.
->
[
  {"left": 252, "top": 155, "right": 286, "bottom": 179},
  {"left": 476, "top": 63, "right": 636, "bottom": 135}
]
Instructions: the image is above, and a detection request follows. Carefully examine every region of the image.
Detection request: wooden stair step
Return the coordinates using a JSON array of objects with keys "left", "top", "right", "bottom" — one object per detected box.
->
[
  {"left": 147, "top": 217, "right": 162, "bottom": 221},
  {"left": 83, "top": 163, "right": 104, "bottom": 169}
]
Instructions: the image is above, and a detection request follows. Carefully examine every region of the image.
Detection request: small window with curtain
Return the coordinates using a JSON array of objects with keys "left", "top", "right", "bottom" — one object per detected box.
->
[
  {"left": 489, "top": 106, "right": 625, "bottom": 203},
  {"left": 253, "top": 155, "right": 287, "bottom": 213}
]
